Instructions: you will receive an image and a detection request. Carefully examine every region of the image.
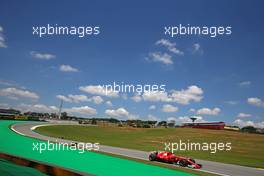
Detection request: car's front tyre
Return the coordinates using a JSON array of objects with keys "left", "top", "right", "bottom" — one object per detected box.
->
[{"left": 179, "top": 160, "right": 188, "bottom": 167}]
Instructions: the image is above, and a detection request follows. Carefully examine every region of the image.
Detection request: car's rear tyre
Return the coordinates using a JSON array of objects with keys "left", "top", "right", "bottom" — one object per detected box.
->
[
  {"left": 179, "top": 160, "right": 188, "bottom": 167},
  {"left": 149, "top": 153, "right": 157, "bottom": 161}
]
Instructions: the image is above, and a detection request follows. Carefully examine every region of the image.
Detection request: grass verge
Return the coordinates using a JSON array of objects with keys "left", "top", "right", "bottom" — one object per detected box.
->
[
  {"left": 94, "top": 150, "right": 219, "bottom": 176},
  {"left": 35, "top": 125, "right": 264, "bottom": 168}
]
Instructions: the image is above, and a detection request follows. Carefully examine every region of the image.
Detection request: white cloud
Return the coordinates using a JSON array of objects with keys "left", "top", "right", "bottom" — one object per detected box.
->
[
  {"left": 105, "top": 107, "right": 139, "bottom": 120},
  {"left": 225, "top": 101, "right": 238, "bottom": 105},
  {"left": 127, "top": 114, "right": 140, "bottom": 120},
  {"left": 121, "top": 94, "right": 128, "bottom": 100},
  {"left": 156, "top": 39, "right": 184, "bottom": 55},
  {"left": 237, "top": 113, "right": 252, "bottom": 118},
  {"left": 67, "top": 94, "right": 88, "bottom": 102},
  {"left": 193, "top": 43, "right": 200, "bottom": 52},
  {"left": 147, "top": 114, "right": 159, "bottom": 121},
  {"left": 0, "top": 80, "right": 15, "bottom": 86},
  {"left": 105, "top": 107, "right": 129, "bottom": 118},
  {"left": 131, "top": 94, "right": 142, "bottom": 102},
  {"left": 59, "top": 64, "right": 79, "bottom": 72},
  {"left": 30, "top": 51, "right": 56, "bottom": 60},
  {"left": 192, "top": 43, "right": 203, "bottom": 54},
  {"left": 79, "top": 85, "right": 119, "bottom": 98},
  {"left": 170, "top": 85, "right": 203, "bottom": 105},
  {"left": 195, "top": 107, "right": 221, "bottom": 115},
  {"left": 239, "top": 81, "right": 251, "bottom": 87},
  {"left": 0, "top": 87, "right": 39, "bottom": 100},
  {"left": 142, "top": 85, "right": 203, "bottom": 105},
  {"left": 56, "top": 95, "right": 71, "bottom": 102},
  {"left": 17, "top": 103, "right": 97, "bottom": 117},
  {"left": 105, "top": 101, "right": 113, "bottom": 107},
  {"left": 0, "top": 26, "right": 7, "bottom": 48},
  {"left": 162, "top": 104, "right": 178, "bottom": 113},
  {"left": 233, "top": 119, "right": 264, "bottom": 128},
  {"left": 90, "top": 96, "right": 104, "bottom": 104},
  {"left": 56, "top": 94, "right": 103, "bottom": 104},
  {"left": 247, "top": 97, "right": 264, "bottom": 108},
  {"left": 17, "top": 103, "right": 58, "bottom": 113},
  {"left": 56, "top": 94, "right": 89, "bottom": 103},
  {"left": 65, "top": 106, "right": 97, "bottom": 116},
  {"left": 0, "top": 103, "right": 9, "bottom": 108},
  {"left": 149, "top": 105, "right": 156, "bottom": 110},
  {"left": 147, "top": 52, "right": 173, "bottom": 65},
  {"left": 257, "top": 122, "right": 264, "bottom": 128},
  {"left": 142, "top": 91, "right": 171, "bottom": 102},
  {"left": 189, "top": 108, "right": 196, "bottom": 113},
  {"left": 146, "top": 39, "right": 183, "bottom": 66}
]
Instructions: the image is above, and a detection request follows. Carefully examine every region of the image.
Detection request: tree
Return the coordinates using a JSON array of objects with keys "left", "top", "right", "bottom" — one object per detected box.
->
[
  {"left": 167, "top": 120, "right": 175, "bottom": 128},
  {"left": 241, "top": 126, "right": 256, "bottom": 133},
  {"left": 91, "top": 118, "right": 97, "bottom": 125},
  {"left": 60, "top": 112, "right": 68, "bottom": 120},
  {"left": 142, "top": 124, "right": 151, "bottom": 128},
  {"left": 109, "top": 118, "right": 119, "bottom": 123},
  {"left": 158, "top": 121, "right": 167, "bottom": 127}
]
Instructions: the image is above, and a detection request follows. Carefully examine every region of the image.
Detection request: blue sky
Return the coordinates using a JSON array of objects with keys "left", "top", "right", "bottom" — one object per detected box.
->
[{"left": 0, "top": 0, "right": 264, "bottom": 127}]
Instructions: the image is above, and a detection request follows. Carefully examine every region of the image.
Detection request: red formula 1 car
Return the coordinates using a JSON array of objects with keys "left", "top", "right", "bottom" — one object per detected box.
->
[{"left": 149, "top": 151, "right": 202, "bottom": 169}]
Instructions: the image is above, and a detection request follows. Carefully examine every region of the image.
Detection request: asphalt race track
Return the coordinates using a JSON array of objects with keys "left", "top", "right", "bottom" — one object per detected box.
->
[{"left": 10, "top": 121, "right": 264, "bottom": 176}]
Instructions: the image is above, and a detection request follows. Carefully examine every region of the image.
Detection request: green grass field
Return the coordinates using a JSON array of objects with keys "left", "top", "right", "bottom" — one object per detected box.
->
[{"left": 35, "top": 125, "right": 264, "bottom": 168}]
